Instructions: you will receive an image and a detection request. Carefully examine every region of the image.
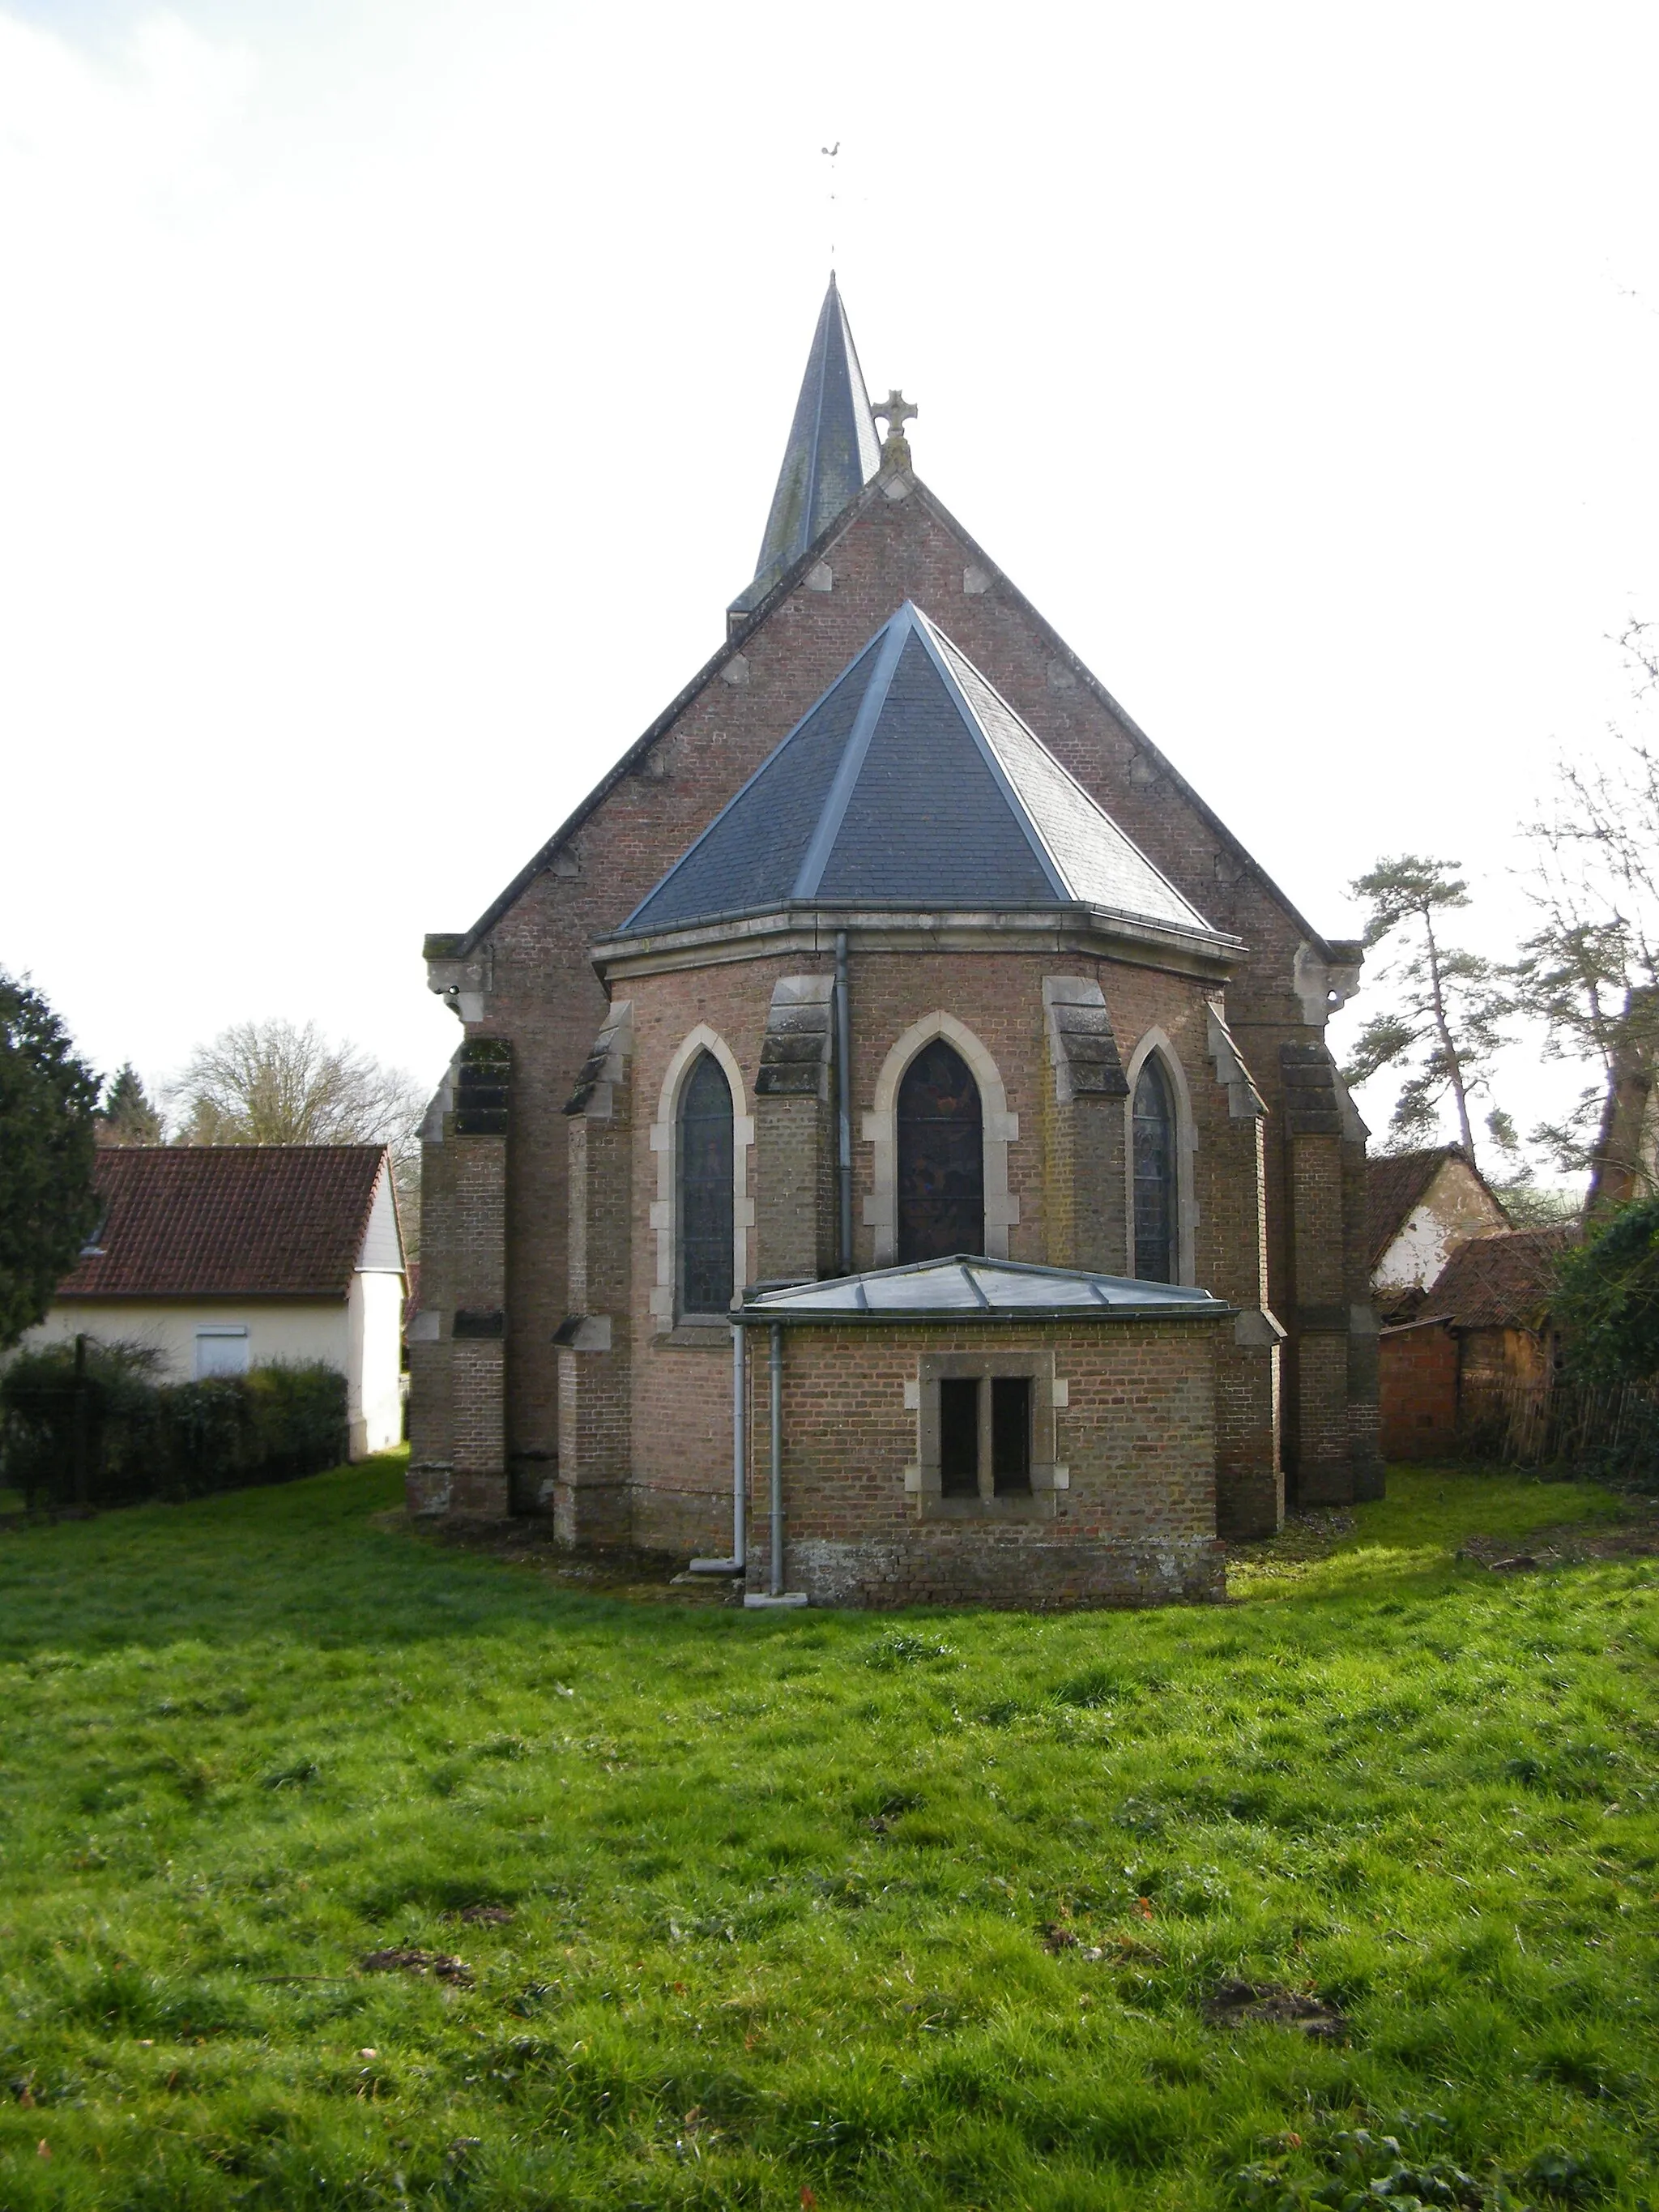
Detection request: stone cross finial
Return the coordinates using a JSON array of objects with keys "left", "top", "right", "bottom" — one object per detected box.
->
[{"left": 872, "top": 388, "right": 917, "bottom": 445}]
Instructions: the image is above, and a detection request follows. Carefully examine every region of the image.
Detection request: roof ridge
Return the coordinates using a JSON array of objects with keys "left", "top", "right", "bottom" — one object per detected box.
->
[
  {"left": 791, "top": 609, "right": 912, "bottom": 899},
  {"left": 905, "top": 607, "right": 1070, "bottom": 901}
]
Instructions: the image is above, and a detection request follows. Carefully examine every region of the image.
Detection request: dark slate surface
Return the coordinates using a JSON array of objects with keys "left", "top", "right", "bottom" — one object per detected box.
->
[
  {"left": 731, "top": 275, "right": 882, "bottom": 613},
  {"left": 617, "top": 604, "right": 1222, "bottom": 941},
  {"left": 814, "top": 634, "right": 1056, "bottom": 903},
  {"left": 623, "top": 634, "right": 882, "bottom": 933}
]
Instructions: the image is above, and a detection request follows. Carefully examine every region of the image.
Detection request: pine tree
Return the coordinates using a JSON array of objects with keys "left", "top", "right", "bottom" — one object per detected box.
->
[
  {"left": 1343, "top": 855, "right": 1512, "bottom": 1164},
  {"left": 96, "top": 1064, "right": 164, "bottom": 1146},
  {"left": 0, "top": 971, "right": 101, "bottom": 1350}
]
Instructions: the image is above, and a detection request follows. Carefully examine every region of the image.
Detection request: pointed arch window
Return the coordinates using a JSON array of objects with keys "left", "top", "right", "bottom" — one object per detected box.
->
[
  {"left": 678, "top": 1053, "right": 735, "bottom": 1317},
  {"left": 897, "top": 1040, "right": 984, "bottom": 1262},
  {"left": 1132, "top": 1055, "right": 1177, "bottom": 1283}
]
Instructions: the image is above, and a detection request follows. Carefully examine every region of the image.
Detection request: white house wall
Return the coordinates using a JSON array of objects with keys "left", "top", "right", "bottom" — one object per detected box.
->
[
  {"left": 348, "top": 1269, "right": 406, "bottom": 1457},
  {"left": 20, "top": 1301, "right": 352, "bottom": 1384},
  {"left": 1373, "top": 1160, "right": 1509, "bottom": 1297}
]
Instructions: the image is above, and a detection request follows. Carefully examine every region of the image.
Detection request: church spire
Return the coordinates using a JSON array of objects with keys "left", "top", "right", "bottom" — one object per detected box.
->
[{"left": 731, "top": 274, "right": 883, "bottom": 614}]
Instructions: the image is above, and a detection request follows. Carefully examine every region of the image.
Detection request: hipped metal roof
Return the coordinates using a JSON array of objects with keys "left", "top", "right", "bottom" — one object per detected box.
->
[
  {"left": 620, "top": 602, "right": 1219, "bottom": 941},
  {"left": 740, "top": 1254, "right": 1230, "bottom": 1323},
  {"left": 730, "top": 275, "right": 882, "bottom": 614}
]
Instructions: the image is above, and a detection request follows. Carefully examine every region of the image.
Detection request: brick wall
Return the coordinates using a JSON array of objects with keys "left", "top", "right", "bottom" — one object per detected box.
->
[
  {"left": 1377, "top": 1322, "right": 1457, "bottom": 1459},
  {"left": 615, "top": 949, "right": 1269, "bottom": 1561},
  {"left": 746, "top": 1318, "right": 1226, "bottom": 1609}
]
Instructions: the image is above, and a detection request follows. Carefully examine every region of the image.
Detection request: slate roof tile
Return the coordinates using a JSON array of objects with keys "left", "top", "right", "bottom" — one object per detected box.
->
[
  {"left": 730, "top": 275, "right": 882, "bottom": 613},
  {"left": 621, "top": 603, "right": 1218, "bottom": 941}
]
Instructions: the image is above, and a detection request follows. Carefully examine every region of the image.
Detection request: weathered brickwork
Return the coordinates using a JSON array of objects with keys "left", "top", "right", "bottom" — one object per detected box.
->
[
  {"left": 1377, "top": 1322, "right": 1458, "bottom": 1459},
  {"left": 555, "top": 1057, "right": 633, "bottom": 1544},
  {"left": 745, "top": 1321, "right": 1225, "bottom": 1609},
  {"left": 414, "top": 458, "right": 1377, "bottom": 1557},
  {"left": 601, "top": 944, "right": 1282, "bottom": 1560}
]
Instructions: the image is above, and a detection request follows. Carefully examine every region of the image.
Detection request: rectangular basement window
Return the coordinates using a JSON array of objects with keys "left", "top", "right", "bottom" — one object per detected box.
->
[
  {"left": 194, "top": 1326, "right": 249, "bottom": 1380},
  {"left": 940, "top": 1377, "right": 979, "bottom": 1497},
  {"left": 914, "top": 1356, "right": 1056, "bottom": 1519},
  {"left": 991, "top": 1377, "right": 1032, "bottom": 1495}
]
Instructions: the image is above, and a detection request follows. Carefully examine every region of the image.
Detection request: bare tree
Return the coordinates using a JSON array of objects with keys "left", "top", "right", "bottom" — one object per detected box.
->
[
  {"left": 1514, "top": 622, "right": 1659, "bottom": 1205},
  {"left": 168, "top": 1018, "right": 426, "bottom": 1252}
]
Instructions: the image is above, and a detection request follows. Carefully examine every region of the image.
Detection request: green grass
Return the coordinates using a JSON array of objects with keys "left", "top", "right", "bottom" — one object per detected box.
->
[{"left": 0, "top": 1458, "right": 1656, "bottom": 2210}]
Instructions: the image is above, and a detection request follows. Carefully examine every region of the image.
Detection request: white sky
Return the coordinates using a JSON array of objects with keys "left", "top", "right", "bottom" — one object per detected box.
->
[{"left": 2, "top": 1, "right": 1657, "bottom": 1163}]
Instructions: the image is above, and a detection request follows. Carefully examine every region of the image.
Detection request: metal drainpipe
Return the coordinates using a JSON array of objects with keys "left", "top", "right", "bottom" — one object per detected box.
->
[
  {"left": 731, "top": 1322, "right": 747, "bottom": 1570},
  {"left": 834, "top": 929, "right": 853, "bottom": 1275},
  {"left": 769, "top": 1323, "right": 784, "bottom": 1597}
]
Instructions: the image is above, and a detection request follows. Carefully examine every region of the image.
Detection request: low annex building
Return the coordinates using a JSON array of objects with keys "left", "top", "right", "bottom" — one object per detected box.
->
[
  {"left": 411, "top": 276, "right": 1381, "bottom": 1608},
  {"left": 23, "top": 1145, "right": 408, "bottom": 1459}
]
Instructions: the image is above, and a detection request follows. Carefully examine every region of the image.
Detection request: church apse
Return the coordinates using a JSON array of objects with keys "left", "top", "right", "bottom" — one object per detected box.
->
[{"left": 414, "top": 275, "right": 1374, "bottom": 1582}]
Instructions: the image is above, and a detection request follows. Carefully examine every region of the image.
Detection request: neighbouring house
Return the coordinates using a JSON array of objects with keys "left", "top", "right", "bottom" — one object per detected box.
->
[
  {"left": 1376, "top": 1227, "right": 1571, "bottom": 1462},
  {"left": 1367, "top": 1147, "right": 1510, "bottom": 1324},
  {"left": 19, "top": 1146, "right": 407, "bottom": 1458},
  {"left": 411, "top": 275, "right": 1382, "bottom": 1609}
]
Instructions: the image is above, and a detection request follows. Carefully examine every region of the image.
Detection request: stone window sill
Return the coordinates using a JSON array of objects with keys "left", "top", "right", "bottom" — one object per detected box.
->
[
  {"left": 918, "top": 1491, "right": 1057, "bottom": 1522},
  {"left": 653, "top": 1325, "right": 731, "bottom": 1351}
]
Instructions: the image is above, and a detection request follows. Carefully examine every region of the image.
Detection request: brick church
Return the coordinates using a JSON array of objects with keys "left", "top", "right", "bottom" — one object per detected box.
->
[{"left": 409, "top": 278, "right": 1380, "bottom": 1608}]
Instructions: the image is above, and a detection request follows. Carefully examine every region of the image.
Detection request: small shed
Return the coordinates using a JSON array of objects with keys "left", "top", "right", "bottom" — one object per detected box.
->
[
  {"left": 732, "top": 1254, "right": 1234, "bottom": 1611},
  {"left": 1376, "top": 1227, "right": 1571, "bottom": 1461},
  {"left": 21, "top": 1146, "right": 407, "bottom": 1458}
]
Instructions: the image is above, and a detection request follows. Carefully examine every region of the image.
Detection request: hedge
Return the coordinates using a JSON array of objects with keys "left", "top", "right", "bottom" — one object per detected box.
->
[{"left": 0, "top": 1339, "right": 348, "bottom": 1510}]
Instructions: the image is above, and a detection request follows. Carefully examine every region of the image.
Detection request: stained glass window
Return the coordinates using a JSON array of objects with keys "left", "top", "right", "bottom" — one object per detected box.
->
[
  {"left": 1132, "top": 1055, "right": 1176, "bottom": 1283},
  {"left": 678, "top": 1052, "right": 735, "bottom": 1316},
  {"left": 897, "top": 1040, "right": 984, "bottom": 1262}
]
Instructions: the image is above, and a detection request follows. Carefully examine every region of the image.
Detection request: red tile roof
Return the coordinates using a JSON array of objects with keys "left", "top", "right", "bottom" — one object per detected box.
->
[
  {"left": 1427, "top": 1227, "right": 1573, "bottom": 1331},
  {"left": 57, "top": 1146, "right": 390, "bottom": 1300}
]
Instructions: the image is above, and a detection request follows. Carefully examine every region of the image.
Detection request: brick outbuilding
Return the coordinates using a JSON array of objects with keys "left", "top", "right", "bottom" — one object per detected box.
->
[{"left": 408, "top": 277, "right": 1381, "bottom": 1603}]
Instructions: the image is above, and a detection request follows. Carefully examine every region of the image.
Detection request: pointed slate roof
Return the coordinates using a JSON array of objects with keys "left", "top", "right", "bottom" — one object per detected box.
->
[
  {"left": 619, "top": 604, "right": 1218, "bottom": 939},
  {"left": 731, "top": 275, "right": 882, "bottom": 614}
]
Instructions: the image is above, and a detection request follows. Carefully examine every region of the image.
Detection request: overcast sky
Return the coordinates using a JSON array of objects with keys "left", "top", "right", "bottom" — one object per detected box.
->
[{"left": 3, "top": 1, "right": 1657, "bottom": 1159}]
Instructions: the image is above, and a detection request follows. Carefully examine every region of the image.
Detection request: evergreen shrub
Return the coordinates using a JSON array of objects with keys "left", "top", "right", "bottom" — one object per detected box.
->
[{"left": 0, "top": 1341, "right": 347, "bottom": 1510}]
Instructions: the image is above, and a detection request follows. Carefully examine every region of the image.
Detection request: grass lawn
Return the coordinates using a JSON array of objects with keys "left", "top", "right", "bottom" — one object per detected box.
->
[{"left": 0, "top": 1460, "right": 1655, "bottom": 2210}]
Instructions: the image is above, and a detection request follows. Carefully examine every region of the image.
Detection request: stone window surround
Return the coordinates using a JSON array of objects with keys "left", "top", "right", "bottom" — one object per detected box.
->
[
  {"left": 862, "top": 1011, "right": 1019, "bottom": 1266},
  {"left": 902, "top": 1348, "right": 1064, "bottom": 1521},
  {"left": 1123, "top": 1027, "right": 1198, "bottom": 1287},
  {"left": 649, "top": 1025, "right": 755, "bottom": 1330}
]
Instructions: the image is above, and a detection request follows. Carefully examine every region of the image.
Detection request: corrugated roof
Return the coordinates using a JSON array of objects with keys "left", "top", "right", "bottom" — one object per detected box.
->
[
  {"left": 55, "top": 1146, "right": 393, "bottom": 1301},
  {"left": 1427, "top": 1228, "right": 1572, "bottom": 1330},
  {"left": 620, "top": 604, "right": 1218, "bottom": 941},
  {"left": 742, "top": 1254, "right": 1229, "bottom": 1322},
  {"left": 730, "top": 274, "right": 882, "bottom": 614}
]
